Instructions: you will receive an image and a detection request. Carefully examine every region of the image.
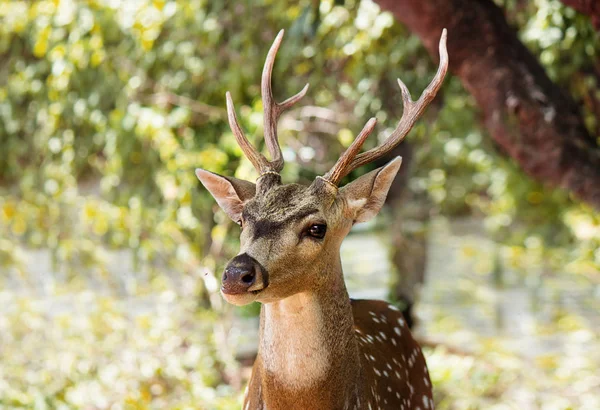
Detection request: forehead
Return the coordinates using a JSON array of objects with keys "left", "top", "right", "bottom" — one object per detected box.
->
[{"left": 243, "top": 183, "right": 321, "bottom": 223}]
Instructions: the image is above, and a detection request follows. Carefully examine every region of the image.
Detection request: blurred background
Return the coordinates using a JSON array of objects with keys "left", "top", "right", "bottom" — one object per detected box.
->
[{"left": 1, "top": 0, "right": 599, "bottom": 409}]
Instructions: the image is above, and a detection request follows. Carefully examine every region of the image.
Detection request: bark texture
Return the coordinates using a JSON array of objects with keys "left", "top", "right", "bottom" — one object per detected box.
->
[{"left": 376, "top": 0, "right": 600, "bottom": 209}]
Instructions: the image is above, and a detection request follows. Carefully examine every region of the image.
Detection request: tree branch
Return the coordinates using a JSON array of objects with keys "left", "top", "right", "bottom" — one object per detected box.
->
[
  {"left": 148, "top": 92, "right": 227, "bottom": 118},
  {"left": 375, "top": 0, "right": 600, "bottom": 209}
]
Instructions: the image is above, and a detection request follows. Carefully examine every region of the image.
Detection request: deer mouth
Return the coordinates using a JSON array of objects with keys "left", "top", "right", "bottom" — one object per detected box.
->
[
  {"left": 220, "top": 253, "right": 269, "bottom": 306},
  {"left": 221, "top": 288, "right": 263, "bottom": 306},
  {"left": 220, "top": 274, "right": 268, "bottom": 305},
  {"left": 221, "top": 253, "right": 268, "bottom": 295},
  {"left": 247, "top": 278, "right": 267, "bottom": 294}
]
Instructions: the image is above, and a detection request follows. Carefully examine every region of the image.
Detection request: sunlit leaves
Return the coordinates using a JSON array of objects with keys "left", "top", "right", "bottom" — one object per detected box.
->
[
  {"left": 0, "top": 292, "right": 239, "bottom": 409},
  {"left": 1, "top": 0, "right": 600, "bottom": 407}
]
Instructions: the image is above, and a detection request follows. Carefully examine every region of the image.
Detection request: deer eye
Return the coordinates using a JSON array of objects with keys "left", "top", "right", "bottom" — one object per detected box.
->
[{"left": 307, "top": 224, "right": 327, "bottom": 239}]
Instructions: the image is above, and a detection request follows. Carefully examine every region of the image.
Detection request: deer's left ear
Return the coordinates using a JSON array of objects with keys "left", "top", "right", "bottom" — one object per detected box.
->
[
  {"left": 195, "top": 169, "right": 256, "bottom": 222},
  {"left": 339, "top": 157, "right": 402, "bottom": 223}
]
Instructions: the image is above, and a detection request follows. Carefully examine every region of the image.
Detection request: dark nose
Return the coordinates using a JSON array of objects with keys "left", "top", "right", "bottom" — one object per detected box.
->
[{"left": 222, "top": 253, "right": 267, "bottom": 295}]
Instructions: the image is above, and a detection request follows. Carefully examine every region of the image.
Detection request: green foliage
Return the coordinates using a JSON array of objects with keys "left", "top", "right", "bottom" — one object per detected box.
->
[
  {"left": 3, "top": 0, "right": 596, "bottom": 278},
  {"left": 1, "top": 0, "right": 599, "bottom": 408},
  {"left": 0, "top": 291, "right": 242, "bottom": 409}
]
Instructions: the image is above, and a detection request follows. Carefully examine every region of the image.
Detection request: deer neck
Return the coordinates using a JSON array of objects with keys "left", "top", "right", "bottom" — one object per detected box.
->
[{"left": 256, "top": 258, "right": 362, "bottom": 407}]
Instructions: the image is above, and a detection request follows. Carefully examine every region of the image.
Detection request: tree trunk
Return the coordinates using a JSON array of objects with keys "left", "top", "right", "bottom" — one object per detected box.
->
[
  {"left": 375, "top": 0, "right": 600, "bottom": 209},
  {"left": 377, "top": 143, "right": 429, "bottom": 329}
]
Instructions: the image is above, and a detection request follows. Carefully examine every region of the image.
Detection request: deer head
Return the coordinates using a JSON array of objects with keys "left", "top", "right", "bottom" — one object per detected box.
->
[{"left": 196, "top": 29, "right": 448, "bottom": 307}]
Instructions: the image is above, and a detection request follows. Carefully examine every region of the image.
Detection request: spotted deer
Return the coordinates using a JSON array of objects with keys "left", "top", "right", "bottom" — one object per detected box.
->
[{"left": 196, "top": 29, "right": 448, "bottom": 410}]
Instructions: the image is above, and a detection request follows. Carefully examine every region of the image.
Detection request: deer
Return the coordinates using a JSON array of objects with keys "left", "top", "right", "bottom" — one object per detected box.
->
[{"left": 196, "top": 29, "right": 448, "bottom": 410}]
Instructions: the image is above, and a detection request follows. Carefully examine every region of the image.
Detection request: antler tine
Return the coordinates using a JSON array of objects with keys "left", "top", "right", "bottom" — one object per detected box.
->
[
  {"left": 350, "top": 29, "right": 448, "bottom": 171},
  {"left": 226, "top": 91, "right": 269, "bottom": 173},
  {"left": 262, "top": 29, "right": 310, "bottom": 172},
  {"left": 324, "top": 29, "right": 449, "bottom": 185},
  {"left": 323, "top": 118, "right": 377, "bottom": 185}
]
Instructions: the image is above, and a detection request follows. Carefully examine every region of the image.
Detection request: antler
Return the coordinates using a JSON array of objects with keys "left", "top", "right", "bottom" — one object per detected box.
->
[
  {"left": 226, "top": 30, "right": 309, "bottom": 176},
  {"left": 323, "top": 29, "right": 449, "bottom": 185}
]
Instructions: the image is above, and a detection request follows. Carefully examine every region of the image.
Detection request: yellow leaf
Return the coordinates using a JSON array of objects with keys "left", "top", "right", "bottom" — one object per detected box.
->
[
  {"left": 33, "top": 38, "right": 48, "bottom": 58},
  {"left": 11, "top": 218, "right": 27, "bottom": 236},
  {"left": 1, "top": 202, "right": 16, "bottom": 221}
]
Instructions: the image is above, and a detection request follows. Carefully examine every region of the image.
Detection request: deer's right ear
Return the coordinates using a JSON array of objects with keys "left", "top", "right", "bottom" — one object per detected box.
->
[{"left": 195, "top": 169, "right": 256, "bottom": 222}]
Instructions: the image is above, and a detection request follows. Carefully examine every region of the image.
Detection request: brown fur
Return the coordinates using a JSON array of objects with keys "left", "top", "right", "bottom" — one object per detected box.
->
[
  {"left": 197, "top": 158, "right": 433, "bottom": 409},
  {"left": 195, "top": 28, "right": 448, "bottom": 409}
]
